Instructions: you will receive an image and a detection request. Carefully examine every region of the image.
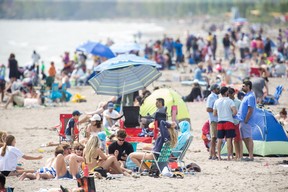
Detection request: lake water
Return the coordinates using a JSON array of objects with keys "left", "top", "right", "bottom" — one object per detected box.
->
[{"left": 0, "top": 20, "right": 165, "bottom": 70}]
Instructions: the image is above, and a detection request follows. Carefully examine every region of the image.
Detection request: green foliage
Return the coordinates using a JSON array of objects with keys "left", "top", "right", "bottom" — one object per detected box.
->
[{"left": 0, "top": 0, "right": 287, "bottom": 20}]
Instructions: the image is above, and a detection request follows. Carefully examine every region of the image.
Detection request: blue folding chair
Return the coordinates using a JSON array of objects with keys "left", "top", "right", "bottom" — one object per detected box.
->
[
  {"left": 262, "top": 85, "right": 283, "bottom": 105},
  {"left": 49, "top": 83, "right": 62, "bottom": 102}
]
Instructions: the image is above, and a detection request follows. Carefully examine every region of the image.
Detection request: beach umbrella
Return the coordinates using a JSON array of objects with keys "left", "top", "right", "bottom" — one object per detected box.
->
[
  {"left": 76, "top": 41, "right": 115, "bottom": 58},
  {"left": 88, "top": 65, "right": 161, "bottom": 96},
  {"left": 110, "top": 42, "right": 142, "bottom": 54},
  {"left": 94, "top": 54, "right": 161, "bottom": 72}
]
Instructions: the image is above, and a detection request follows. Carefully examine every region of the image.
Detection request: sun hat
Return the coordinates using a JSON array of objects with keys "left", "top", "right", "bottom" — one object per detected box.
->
[
  {"left": 72, "top": 110, "right": 82, "bottom": 116},
  {"left": 90, "top": 114, "right": 101, "bottom": 121}
]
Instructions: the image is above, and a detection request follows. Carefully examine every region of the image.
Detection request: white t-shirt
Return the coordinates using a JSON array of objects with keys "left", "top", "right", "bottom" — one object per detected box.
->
[
  {"left": 214, "top": 97, "right": 235, "bottom": 123},
  {"left": 0, "top": 146, "right": 24, "bottom": 171},
  {"left": 103, "top": 109, "right": 120, "bottom": 128}
]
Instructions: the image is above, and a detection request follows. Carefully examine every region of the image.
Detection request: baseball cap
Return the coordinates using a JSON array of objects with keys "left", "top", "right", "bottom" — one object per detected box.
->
[
  {"left": 72, "top": 110, "right": 82, "bottom": 116},
  {"left": 90, "top": 114, "right": 101, "bottom": 121},
  {"left": 107, "top": 102, "right": 114, "bottom": 109},
  {"left": 210, "top": 84, "right": 220, "bottom": 91}
]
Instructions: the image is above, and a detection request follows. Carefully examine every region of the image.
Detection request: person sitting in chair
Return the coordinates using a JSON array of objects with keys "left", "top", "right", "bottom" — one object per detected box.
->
[
  {"left": 129, "top": 120, "right": 178, "bottom": 171},
  {"left": 140, "top": 98, "right": 166, "bottom": 129},
  {"left": 103, "top": 102, "right": 121, "bottom": 130}
]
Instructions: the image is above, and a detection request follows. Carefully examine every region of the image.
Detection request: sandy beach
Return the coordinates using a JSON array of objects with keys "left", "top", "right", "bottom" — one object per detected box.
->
[{"left": 1, "top": 68, "right": 288, "bottom": 191}]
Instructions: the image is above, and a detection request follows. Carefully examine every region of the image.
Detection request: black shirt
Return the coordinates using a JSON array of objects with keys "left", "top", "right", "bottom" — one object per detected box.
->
[{"left": 108, "top": 141, "right": 134, "bottom": 161}]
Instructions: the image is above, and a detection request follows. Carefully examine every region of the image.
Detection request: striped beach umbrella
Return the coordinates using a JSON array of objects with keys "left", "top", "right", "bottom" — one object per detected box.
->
[
  {"left": 93, "top": 54, "right": 161, "bottom": 72},
  {"left": 88, "top": 65, "right": 161, "bottom": 96}
]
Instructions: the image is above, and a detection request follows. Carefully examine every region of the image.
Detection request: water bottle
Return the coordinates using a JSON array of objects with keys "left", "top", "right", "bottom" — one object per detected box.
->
[{"left": 84, "top": 165, "right": 89, "bottom": 177}]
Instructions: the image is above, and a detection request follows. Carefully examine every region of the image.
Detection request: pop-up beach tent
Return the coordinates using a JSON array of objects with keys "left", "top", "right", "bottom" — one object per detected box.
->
[
  {"left": 140, "top": 88, "right": 190, "bottom": 122},
  {"left": 221, "top": 108, "right": 288, "bottom": 156}
]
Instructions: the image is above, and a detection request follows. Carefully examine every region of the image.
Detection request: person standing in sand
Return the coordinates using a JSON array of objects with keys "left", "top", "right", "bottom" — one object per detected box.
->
[
  {"left": 213, "top": 86, "right": 237, "bottom": 161},
  {"left": 206, "top": 84, "right": 220, "bottom": 160},
  {"left": 237, "top": 80, "right": 256, "bottom": 161},
  {"left": 65, "top": 110, "right": 82, "bottom": 143},
  {"left": 228, "top": 87, "right": 243, "bottom": 160}
]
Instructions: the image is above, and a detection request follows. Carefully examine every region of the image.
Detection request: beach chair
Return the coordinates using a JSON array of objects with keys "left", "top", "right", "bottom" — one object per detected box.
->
[
  {"left": 170, "top": 135, "right": 193, "bottom": 171},
  {"left": 49, "top": 83, "right": 62, "bottom": 102},
  {"left": 60, "top": 83, "right": 72, "bottom": 102},
  {"left": 120, "top": 106, "right": 153, "bottom": 143},
  {"left": 139, "top": 142, "right": 172, "bottom": 174},
  {"left": 262, "top": 85, "right": 283, "bottom": 105},
  {"left": 122, "top": 106, "right": 140, "bottom": 128},
  {"left": 58, "top": 114, "right": 79, "bottom": 143}
]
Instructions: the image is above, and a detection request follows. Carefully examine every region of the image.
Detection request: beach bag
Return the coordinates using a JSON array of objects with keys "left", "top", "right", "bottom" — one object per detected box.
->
[{"left": 77, "top": 176, "right": 96, "bottom": 192}]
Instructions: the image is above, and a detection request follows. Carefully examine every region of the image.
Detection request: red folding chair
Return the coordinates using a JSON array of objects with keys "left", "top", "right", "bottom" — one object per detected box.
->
[
  {"left": 58, "top": 114, "right": 79, "bottom": 143},
  {"left": 250, "top": 67, "right": 260, "bottom": 77}
]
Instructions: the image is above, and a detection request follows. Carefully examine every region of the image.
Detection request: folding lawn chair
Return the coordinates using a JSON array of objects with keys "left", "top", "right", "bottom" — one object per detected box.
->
[
  {"left": 120, "top": 106, "right": 153, "bottom": 143},
  {"left": 122, "top": 106, "right": 140, "bottom": 128},
  {"left": 262, "top": 85, "right": 283, "bottom": 105},
  {"left": 139, "top": 142, "right": 172, "bottom": 174},
  {"left": 49, "top": 83, "right": 62, "bottom": 102},
  {"left": 170, "top": 135, "right": 193, "bottom": 171},
  {"left": 58, "top": 114, "right": 79, "bottom": 143},
  {"left": 60, "top": 83, "right": 72, "bottom": 102}
]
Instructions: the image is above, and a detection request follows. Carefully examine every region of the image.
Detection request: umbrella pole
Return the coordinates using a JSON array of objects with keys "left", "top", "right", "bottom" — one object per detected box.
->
[{"left": 120, "top": 81, "right": 126, "bottom": 114}]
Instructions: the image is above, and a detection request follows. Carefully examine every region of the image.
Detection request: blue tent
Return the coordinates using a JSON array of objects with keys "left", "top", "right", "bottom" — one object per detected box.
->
[{"left": 222, "top": 108, "right": 288, "bottom": 156}]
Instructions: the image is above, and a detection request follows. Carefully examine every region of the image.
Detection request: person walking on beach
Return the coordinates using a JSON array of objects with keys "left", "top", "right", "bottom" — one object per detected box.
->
[
  {"left": 237, "top": 80, "right": 256, "bottom": 161},
  {"left": 206, "top": 84, "right": 220, "bottom": 160},
  {"left": 213, "top": 86, "right": 237, "bottom": 160}
]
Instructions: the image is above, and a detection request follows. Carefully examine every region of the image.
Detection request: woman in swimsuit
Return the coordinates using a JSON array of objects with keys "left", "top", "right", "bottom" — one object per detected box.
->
[{"left": 83, "top": 136, "right": 129, "bottom": 175}]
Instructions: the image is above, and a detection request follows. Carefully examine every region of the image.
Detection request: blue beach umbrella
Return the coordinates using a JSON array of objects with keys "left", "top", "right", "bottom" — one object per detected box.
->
[
  {"left": 76, "top": 41, "right": 115, "bottom": 59},
  {"left": 94, "top": 54, "right": 161, "bottom": 72},
  {"left": 88, "top": 65, "right": 161, "bottom": 96}
]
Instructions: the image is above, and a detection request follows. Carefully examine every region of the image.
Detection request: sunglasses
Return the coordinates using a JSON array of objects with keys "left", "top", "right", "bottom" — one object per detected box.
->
[
  {"left": 118, "top": 138, "right": 125, "bottom": 142},
  {"left": 75, "top": 148, "right": 84, "bottom": 151}
]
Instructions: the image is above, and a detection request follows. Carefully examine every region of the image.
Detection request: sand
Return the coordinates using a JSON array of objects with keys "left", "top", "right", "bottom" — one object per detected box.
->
[{"left": 1, "top": 69, "right": 288, "bottom": 192}]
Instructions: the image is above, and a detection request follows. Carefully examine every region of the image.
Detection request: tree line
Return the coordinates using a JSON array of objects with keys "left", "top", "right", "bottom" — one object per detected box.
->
[{"left": 0, "top": 0, "right": 287, "bottom": 20}]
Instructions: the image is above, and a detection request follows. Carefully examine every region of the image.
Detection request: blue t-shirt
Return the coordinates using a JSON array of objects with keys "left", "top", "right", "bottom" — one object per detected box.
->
[
  {"left": 65, "top": 118, "right": 75, "bottom": 136},
  {"left": 173, "top": 42, "right": 183, "bottom": 57},
  {"left": 206, "top": 92, "right": 218, "bottom": 122},
  {"left": 237, "top": 91, "right": 257, "bottom": 125}
]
